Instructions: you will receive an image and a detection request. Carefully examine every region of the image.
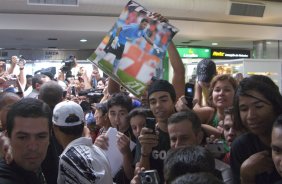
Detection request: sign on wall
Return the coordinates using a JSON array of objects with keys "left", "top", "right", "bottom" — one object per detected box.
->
[
  {"left": 176, "top": 48, "right": 210, "bottom": 58},
  {"left": 211, "top": 48, "right": 250, "bottom": 59}
]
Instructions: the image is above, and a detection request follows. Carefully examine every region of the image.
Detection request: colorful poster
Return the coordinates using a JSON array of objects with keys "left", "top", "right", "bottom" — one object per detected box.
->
[{"left": 88, "top": 0, "right": 178, "bottom": 97}]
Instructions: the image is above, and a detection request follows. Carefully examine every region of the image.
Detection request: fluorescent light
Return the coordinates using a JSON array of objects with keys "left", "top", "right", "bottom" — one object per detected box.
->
[
  {"left": 266, "top": 41, "right": 272, "bottom": 45},
  {"left": 80, "top": 39, "right": 87, "bottom": 43},
  {"left": 212, "top": 42, "right": 218, "bottom": 46}
]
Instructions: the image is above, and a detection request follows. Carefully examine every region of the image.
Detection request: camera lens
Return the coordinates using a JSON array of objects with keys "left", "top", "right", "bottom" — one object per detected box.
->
[{"left": 145, "top": 175, "right": 153, "bottom": 183}]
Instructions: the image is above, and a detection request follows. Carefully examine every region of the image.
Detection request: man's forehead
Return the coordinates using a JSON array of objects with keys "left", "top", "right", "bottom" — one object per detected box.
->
[
  {"left": 149, "top": 91, "right": 171, "bottom": 99},
  {"left": 168, "top": 120, "right": 193, "bottom": 129},
  {"left": 13, "top": 117, "right": 49, "bottom": 129},
  {"left": 109, "top": 105, "right": 128, "bottom": 112}
]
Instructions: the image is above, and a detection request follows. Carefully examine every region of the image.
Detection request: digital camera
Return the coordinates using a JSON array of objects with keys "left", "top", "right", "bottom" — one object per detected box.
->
[
  {"left": 206, "top": 141, "right": 226, "bottom": 158},
  {"left": 139, "top": 170, "right": 160, "bottom": 184}
]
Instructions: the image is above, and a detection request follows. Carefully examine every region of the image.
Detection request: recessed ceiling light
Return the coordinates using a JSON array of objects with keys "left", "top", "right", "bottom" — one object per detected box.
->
[
  {"left": 212, "top": 42, "right": 218, "bottom": 46},
  {"left": 80, "top": 39, "right": 87, "bottom": 43}
]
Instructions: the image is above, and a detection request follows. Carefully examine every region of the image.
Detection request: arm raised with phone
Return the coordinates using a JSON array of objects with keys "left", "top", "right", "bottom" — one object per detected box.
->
[{"left": 138, "top": 118, "right": 158, "bottom": 170}]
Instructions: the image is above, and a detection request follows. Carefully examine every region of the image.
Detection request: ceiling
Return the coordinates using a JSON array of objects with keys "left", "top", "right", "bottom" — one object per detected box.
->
[{"left": 0, "top": 0, "right": 282, "bottom": 50}]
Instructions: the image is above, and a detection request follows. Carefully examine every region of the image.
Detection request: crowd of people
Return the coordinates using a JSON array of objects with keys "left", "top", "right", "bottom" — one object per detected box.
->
[{"left": 0, "top": 19, "right": 282, "bottom": 184}]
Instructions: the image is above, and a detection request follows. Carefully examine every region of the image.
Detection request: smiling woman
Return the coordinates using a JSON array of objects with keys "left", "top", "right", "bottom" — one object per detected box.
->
[
  {"left": 230, "top": 75, "right": 282, "bottom": 184},
  {"left": 192, "top": 74, "right": 238, "bottom": 138}
]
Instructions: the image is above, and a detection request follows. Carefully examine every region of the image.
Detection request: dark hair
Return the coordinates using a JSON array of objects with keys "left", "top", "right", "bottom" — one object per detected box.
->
[
  {"left": 127, "top": 107, "right": 150, "bottom": 123},
  {"left": 107, "top": 92, "right": 132, "bottom": 113},
  {"left": 54, "top": 123, "right": 84, "bottom": 137},
  {"left": 97, "top": 77, "right": 106, "bottom": 85},
  {"left": 163, "top": 146, "right": 215, "bottom": 183},
  {"left": 171, "top": 172, "right": 223, "bottom": 184},
  {"left": 272, "top": 114, "right": 282, "bottom": 130},
  {"left": 223, "top": 107, "right": 234, "bottom": 124},
  {"left": 31, "top": 74, "right": 46, "bottom": 89},
  {"left": 207, "top": 74, "right": 237, "bottom": 107},
  {"left": 233, "top": 75, "right": 282, "bottom": 131},
  {"left": 168, "top": 110, "right": 201, "bottom": 134},
  {"left": 141, "top": 18, "right": 149, "bottom": 23},
  {"left": 39, "top": 81, "right": 63, "bottom": 111},
  {"left": 0, "top": 92, "right": 20, "bottom": 110},
  {"left": 148, "top": 79, "right": 176, "bottom": 102},
  {"left": 6, "top": 98, "right": 52, "bottom": 137},
  {"left": 95, "top": 103, "right": 108, "bottom": 116}
]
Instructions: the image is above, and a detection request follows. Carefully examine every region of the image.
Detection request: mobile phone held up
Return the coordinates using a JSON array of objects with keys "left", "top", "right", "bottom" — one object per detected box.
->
[
  {"left": 185, "top": 82, "right": 195, "bottom": 109},
  {"left": 145, "top": 117, "right": 156, "bottom": 134}
]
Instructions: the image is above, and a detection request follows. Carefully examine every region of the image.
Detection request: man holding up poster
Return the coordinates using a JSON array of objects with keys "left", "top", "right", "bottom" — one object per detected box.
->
[{"left": 93, "top": 18, "right": 163, "bottom": 75}]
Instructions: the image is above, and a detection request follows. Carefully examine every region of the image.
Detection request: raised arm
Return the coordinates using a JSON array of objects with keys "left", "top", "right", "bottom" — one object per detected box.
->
[
  {"left": 7, "top": 56, "right": 17, "bottom": 75},
  {"left": 168, "top": 42, "right": 185, "bottom": 100}
]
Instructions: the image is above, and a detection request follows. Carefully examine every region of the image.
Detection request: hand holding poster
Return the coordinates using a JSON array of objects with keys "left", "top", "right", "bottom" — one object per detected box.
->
[{"left": 88, "top": 0, "right": 178, "bottom": 97}]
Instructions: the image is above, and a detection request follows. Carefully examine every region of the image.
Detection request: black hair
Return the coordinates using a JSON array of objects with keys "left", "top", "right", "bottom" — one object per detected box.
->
[
  {"left": 107, "top": 92, "right": 132, "bottom": 113},
  {"left": 127, "top": 107, "right": 150, "bottom": 123},
  {"left": 95, "top": 103, "right": 108, "bottom": 116},
  {"left": 97, "top": 77, "right": 106, "bottom": 85},
  {"left": 163, "top": 146, "right": 215, "bottom": 184},
  {"left": 6, "top": 98, "right": 52, "bottom": 137},
  {"left": 233, "top": 75, "right": 282, "bottom": 131},
  {"left": 272, "top": 114, "right": 282, "bottom": 130},
  {"left": 168, "top": 110, "right": 201, "bottom": 134},
  {"left": 0, "top": 92, "right": 20, "bottom": 110},
  {"left": 38, "top": 81, "right": 63, "bottom": 111},
  {"left": 148, "top": 79, "right": 176, "bottom": 102},
  {"left": 31, "top": 74, "right": 47, "bottom": 89},
  {"left": 54, "top": 123, "right": 84, "bottom": 137},
  {"left": 223, "top": 107, "right": 234, "bottom": 125},
  {"left": 141, "top": 18, "right": 149, "bottom": 23},
  {"left": 171, "top": 172, "right": 223, "bottom": 184},
  {"left": 80, "top": 101, "right": 91, "bottom": 113}
]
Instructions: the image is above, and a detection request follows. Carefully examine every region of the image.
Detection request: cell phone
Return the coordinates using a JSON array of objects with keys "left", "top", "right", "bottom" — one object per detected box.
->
[
  {"left": 145, "top": 117, "right": 156, "bottom": 134},
  {"left": 185, "top": 83, "right": 195, "bottom": 109},
  {"left": 139, "top": 170, "right": 160, "bottom": 184},
  {"left": 206, "top": 142, "right": 226, "bottom": 158}
]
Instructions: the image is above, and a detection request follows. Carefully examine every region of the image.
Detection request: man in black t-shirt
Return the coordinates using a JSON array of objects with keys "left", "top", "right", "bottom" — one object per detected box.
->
[{"left": 137, "top": 80, "right": 177, "bottom": 183}]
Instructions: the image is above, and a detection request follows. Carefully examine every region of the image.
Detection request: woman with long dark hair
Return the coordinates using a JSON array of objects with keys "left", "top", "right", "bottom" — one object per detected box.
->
[{"left": 230, "top": 75, "right": 282, "bottom": 184}]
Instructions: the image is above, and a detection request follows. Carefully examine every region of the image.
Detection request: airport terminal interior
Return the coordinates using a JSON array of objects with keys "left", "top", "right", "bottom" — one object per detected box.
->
[
  {"left": 1, "top": 0, "right": 282, "bottom": 88},
  {"left": 1, "top": 0, "right": 282, "bottom": 184}
]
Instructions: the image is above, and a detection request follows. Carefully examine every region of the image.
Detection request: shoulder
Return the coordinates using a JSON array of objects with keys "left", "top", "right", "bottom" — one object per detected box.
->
[
  {"left": 230, "top": 133, "right": 260, "bottom": 163},
  {"left": 231, "top": 133, "right": 258, "bottom": 149},
  {"left": 0, "top": 160, "right": 22, "bottom": 184},
  {"left": 0, "top": 160, "right": 14, "bottom": 175},
  {"left": 193, "top": 106, "right": 215, "bottom": 124},
  {"left": 62, "top": 144, "right": 92, "bottom": 161}
]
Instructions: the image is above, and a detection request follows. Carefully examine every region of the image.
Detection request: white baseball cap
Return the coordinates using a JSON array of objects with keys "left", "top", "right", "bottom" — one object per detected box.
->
[{"left": 52, "top": 100, "right": 84, "bottom": 127}]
